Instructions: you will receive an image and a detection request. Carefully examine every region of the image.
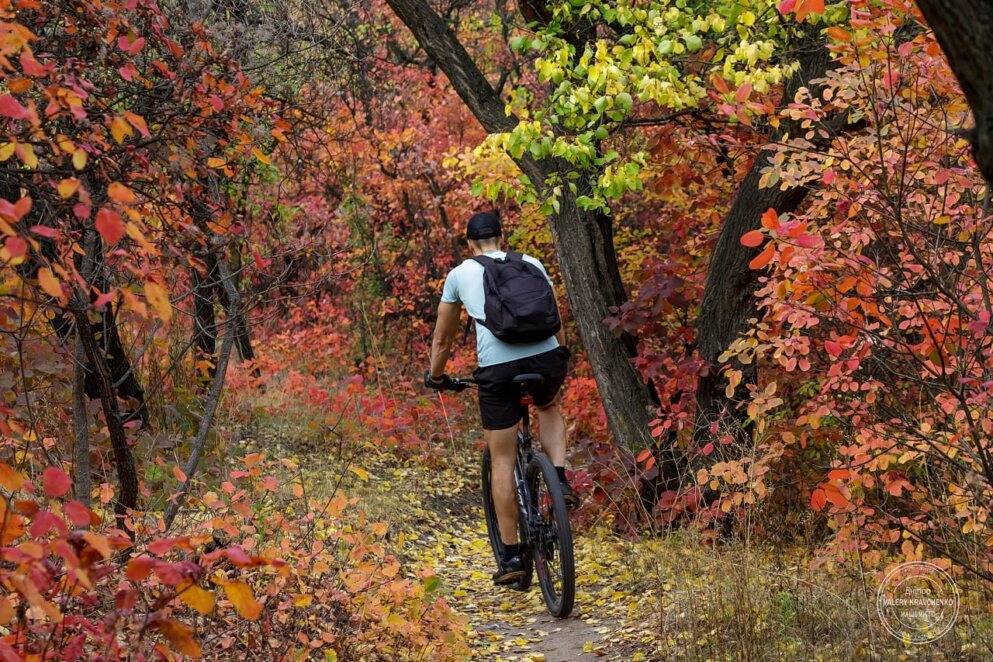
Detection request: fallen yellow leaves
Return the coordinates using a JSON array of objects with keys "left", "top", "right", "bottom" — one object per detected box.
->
[{"left": 215, "top": 578, "right": 262, "bottom": 620}]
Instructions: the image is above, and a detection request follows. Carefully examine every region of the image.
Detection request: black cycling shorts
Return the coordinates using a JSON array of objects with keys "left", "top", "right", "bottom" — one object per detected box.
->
[{"left": 473, "top": 345, "right": 570, "bottom": 430}]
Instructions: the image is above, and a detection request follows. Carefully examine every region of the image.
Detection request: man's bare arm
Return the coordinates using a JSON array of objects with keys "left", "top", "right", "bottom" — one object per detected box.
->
[{"left": 429, "top": 301, "right": 462, "bottom": 379}]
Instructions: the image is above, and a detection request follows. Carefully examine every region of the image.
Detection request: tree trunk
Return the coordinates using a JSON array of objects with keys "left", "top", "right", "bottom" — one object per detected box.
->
[
  {"left": 385, "top": 0, "right": 671, "bottom": 482},
  {"left": 694, "top": 27, "right": 833, "bottom": 453},
  {"left": 72, "top": 230, "right": 98, "bottom": 507},
  {"left": 73, "top": 305, "right": 139, "bottom": 535},
  {"left": 916, "top": 0, "right": 993, "bottom": 184},
  {"left": 164, "top": 255, "right": 240, "bottom": 531},
  {"left": 193, "top": 265, "right": 217, "bottom": 381}
]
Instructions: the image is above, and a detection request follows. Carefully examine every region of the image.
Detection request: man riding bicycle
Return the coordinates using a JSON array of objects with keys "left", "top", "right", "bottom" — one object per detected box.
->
[{"left": 424, "top": 211, "right": 577, "bottom": 585}]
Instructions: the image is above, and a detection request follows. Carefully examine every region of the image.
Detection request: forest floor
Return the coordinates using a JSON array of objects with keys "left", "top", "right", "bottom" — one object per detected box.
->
[{"left": 326, "top": 449, "right": 659, "bottom": 660}]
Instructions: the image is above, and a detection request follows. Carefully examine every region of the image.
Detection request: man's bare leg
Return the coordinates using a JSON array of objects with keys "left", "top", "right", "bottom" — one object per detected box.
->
[
  {"left": 487, "top": 425, "right": 520, "bottom": 544},
  {"left": 536, "top": 399, "right": 566, "bottom": 466}
]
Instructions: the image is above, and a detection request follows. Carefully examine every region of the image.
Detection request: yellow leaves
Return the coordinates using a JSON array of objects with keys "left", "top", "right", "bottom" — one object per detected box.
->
[
  {"left": 58, "top": 177, "right": 80, "bottom": 199},
  {"left": 82, "top": 532, "right": 112, "bottom": 559},
  {"left": 207, "top": 157, "right": 226, "bottom": 168},
  {"left": 252, "top": 147, "right": 272, "bottom": 165},
  {"left": 107, "top": 182, "right": 135, "bottom": 204},
  {"left": 0, "top": 142, "right": 14, "bottom": 161},
  {"left": 122, "top": 110, "right": 149, "bottom": 136},
  {"left": 15, "top": 142, "right": 37, "bottom": 168},
  {"left": 0, "top": 462, "right": 26, "bottom": 492},
  {"left": 72, "top": 148, "right": 87, "bottom": 170},
  {"left": 110, "top": 115, "right": 134, "bottom": 144},
  {"left": 179, "top": 583, "right": 217, "bottom": 615},
  {"left": 0, "top": 499, "right": 25, "bottom": 544},
  {"left": 151, "top": 619, "right": 202, "bottom": 658},
  {"left": 216, "top": 579, "right": 262, "bottom": 620},
  {"left": 37, "top": 267, "right": 62, "bottom": 299},
  {"left": 0, "top": 595, "right": 12, "bottom": 626},
  {"left": 144, "top": 281, "right": 172, "bottom": 322},
  {"left": 349, "top": 465, "right": 370, "bottom": 482}
]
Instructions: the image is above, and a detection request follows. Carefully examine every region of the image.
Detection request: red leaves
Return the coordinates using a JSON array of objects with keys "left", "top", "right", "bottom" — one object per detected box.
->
[
  {"left": 117, "top": 35, "right": 146, "bottom": 56},
  {"left": 735, "top": 82, "right": 752, "bottom": 104},
  {"left": 810, "top": 488, "right": 826, "bottom": 511},
  {"left": 748, "top": 244, "right": 775, "bottom": 270},
  {"left": 64, "top": 501, "right": 91, "bottom": 527},
  {"left": 95, "top": 208, "right": 125, "bottom": 245},
  {"left": 760, "top": 208, "right": 780, "bottom": 231},
  {"left": 4, "top": 236, "right": 26, "bottom": 259},
  {"left": 810, "top": 483, "right": 848, "bottom": 511},
  {"left": 147, "top": 536, "right": 191, "bottom": 555},
  {"left": 740, "top": 230, "right": 764, "bottom": 247},
  {"left": 0, "top": 94, "right": 30, "bottom": 120},
  {"left": 126, "top": 555, "right": 155, "bottom": 581},
  {"left": 42, "top": 467, "right": 71, "bottom": 498},
  {"left": 0, "top": 196, "right": 32, "bottom": 222},
  {"left": 779, "top": 0, "right": 823, "bottom": 21}
]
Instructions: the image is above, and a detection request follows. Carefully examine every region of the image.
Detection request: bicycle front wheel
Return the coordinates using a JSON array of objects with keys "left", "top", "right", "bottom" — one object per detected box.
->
[
  {"left": 526, "top": 453, "right": 575, "bottom": 617},
  {"left": 481, "top": 447, "right": 533, "bottom": 591}
]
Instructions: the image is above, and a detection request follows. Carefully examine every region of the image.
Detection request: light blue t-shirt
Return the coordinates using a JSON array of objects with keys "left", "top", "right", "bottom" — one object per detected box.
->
[{"left": 441, "top": 250, "right": 560, "bottom": 367}]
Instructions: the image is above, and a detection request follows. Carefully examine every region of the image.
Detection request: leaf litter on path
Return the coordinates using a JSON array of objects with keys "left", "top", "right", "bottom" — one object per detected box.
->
[{"left": 350, "top": 451, "right": 659, "bottom": 660}]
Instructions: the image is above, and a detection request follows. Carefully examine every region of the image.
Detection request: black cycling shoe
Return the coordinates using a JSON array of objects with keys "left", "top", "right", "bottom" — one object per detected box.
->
[
  {"left": 560, "top": 481, "right": 581, "bottom": 511},
  {"left": 492, "top": 555, "right": 525, "bottom": 585}
]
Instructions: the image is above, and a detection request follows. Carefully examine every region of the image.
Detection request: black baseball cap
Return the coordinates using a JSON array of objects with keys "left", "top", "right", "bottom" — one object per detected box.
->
[{"left": 466, "top": 212, "right": 502, "bottom": 240}]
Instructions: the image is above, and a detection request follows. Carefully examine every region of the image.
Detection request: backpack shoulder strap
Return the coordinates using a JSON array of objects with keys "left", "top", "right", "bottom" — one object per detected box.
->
[{"left": 505, "top": 251, "right": 523, "bottom": 262}]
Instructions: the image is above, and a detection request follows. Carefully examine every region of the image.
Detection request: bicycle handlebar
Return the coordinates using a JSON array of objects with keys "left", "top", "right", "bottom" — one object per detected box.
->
[{"left": 447, "top": 377, "right": 478, "bottom": 391}]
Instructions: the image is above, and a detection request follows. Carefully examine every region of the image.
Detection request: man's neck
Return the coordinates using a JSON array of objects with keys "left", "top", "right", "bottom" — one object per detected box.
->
[{"left": 472, "top": 247, "right": 503, "bottom": 256}]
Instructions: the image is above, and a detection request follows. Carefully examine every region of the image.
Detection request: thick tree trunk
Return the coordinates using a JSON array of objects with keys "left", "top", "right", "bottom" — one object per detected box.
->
[
  {"left": 385, "top": 0, "right": 671, "bottom": 480},
  {"left": 916, "top": 0, "right": 993, "bottom": 184},
  {"left": 694, "top": 27, "right": 836, "bottom": 467}
]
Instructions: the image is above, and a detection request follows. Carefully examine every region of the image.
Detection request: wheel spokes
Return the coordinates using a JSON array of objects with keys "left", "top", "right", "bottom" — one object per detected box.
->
[{"left": 532, "top": 478, "right": 564, "bottom": 600}]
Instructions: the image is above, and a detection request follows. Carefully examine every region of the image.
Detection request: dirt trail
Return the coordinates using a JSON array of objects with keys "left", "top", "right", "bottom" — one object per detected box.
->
[{"left": 399, "top": 454, "right": 654, "bottom": 660}]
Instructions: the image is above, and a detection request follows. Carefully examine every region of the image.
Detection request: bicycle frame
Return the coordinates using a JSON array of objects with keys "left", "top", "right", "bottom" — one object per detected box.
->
[{"left": 512, "top": 383, "right": 538, "bottom": 549}]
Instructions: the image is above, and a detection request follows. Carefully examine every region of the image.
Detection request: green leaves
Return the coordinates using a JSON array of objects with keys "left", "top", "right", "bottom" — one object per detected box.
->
[{"left": 458, "top": 1, "right": 801, "bottom": 215}]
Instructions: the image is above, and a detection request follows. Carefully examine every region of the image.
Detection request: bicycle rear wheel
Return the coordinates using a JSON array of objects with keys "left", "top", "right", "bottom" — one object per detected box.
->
[
  {"left": 526, "top": 453, "right": 575, "bottom": 617},
  {"left": 481, "top": 447, "right": 533, "bottom": 590}
]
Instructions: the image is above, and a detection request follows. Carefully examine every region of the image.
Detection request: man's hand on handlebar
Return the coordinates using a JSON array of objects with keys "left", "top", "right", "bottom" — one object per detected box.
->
[{"left": 423, "top": 370, "right": 467, "bottom": 392}]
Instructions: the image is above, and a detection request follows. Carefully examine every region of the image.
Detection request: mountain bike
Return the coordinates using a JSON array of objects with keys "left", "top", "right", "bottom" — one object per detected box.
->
[{"left": 447, "top": 373, "right": 575, "bottom": 618}]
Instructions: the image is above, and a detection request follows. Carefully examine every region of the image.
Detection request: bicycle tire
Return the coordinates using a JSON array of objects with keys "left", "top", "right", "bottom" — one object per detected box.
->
[
  {"left": 526, "top": 453, "right": 575, "bottom": 617},
  {"left": 481, "top": 447, "right": 533, "bottom": 591}
]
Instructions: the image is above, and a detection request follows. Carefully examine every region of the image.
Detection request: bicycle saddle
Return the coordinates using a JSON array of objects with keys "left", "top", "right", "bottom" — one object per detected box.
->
[{"left": 513, "top": 373, "right": 545, "bottom": 385}]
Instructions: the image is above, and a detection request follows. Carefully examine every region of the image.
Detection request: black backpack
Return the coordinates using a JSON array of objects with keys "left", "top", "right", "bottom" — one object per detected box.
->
[{"left": 470, "top": 252, "right": 561, "bottom": 344}]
